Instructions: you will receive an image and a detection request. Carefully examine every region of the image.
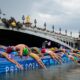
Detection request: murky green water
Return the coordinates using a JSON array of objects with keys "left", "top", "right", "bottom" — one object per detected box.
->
[{"left": 0, "top": 63, "right": 80, "bottom": 80}]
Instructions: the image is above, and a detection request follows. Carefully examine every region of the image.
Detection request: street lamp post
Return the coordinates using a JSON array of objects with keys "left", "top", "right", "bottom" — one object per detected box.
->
[
  {"left": 65, "top": 29, "right": 67, "bottom": 35},
  {"left": 52, "top": 25, "right": 54, "bottom": 32},
  {"left": 79, "top": 31, "right": 80, "bottom": 38},
  {"left": 22, "top": 15, "right": 25, "bottom": 24},
  {"left": 59, "top": 27, "right": 61, "bottom": 34},
  {"left": 44, "top": 22, "right": 46, "bottom": 30},
  {"left": 70, "top": 31, "right": 72, "bottom": 37},
  {"left": 0, "top": 9, "right": 2, "bottom": 19},
  {"left": 2, "top": 13, "right": 6, "bottom": 18},
  {"left": 34, "top": 19, "right": 37, "bottom": 28}
]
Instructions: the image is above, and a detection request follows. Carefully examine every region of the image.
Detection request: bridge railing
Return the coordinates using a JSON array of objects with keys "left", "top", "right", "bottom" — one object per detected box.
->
[
  {"left": 19, "top": 26, "right": 74, "bottom": 49},
  {"left": 0, "top": 24, "right": 74, "bottom": 49}
]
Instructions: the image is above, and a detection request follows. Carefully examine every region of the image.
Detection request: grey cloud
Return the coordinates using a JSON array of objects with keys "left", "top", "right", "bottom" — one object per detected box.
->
[{"left": 0, "top": 0, "right": 80, "bottom": 37}]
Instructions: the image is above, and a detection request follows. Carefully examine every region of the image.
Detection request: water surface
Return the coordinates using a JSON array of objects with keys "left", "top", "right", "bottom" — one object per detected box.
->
[{"left": 0, "top": 63, "right": 80, "bottom": 80}]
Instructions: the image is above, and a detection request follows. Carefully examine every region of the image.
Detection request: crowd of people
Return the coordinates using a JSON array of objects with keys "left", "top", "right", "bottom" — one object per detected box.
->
[{"left": 0, "top": 44, "right": 80, "bottom": 70}]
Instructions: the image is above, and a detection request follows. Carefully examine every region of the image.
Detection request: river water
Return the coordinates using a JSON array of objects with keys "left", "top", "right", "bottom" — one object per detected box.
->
[{"left": 0, "top": 63, "right": 80, "bottom": 80}]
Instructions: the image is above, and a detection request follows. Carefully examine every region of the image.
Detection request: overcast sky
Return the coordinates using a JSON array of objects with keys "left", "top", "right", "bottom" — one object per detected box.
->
[{"left": 0, "top": 0, "right": 80, "bottom": 37}]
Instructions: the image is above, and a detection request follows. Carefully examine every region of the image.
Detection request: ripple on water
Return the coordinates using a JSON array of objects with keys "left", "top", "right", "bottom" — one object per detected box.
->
[{"left": 0, "top": 64, "right": 80, "bottom": 80}]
